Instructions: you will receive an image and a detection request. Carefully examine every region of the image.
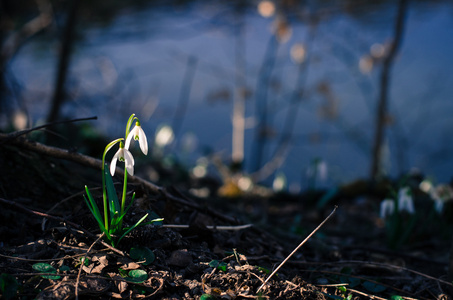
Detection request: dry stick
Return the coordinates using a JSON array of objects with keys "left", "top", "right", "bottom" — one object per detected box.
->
[
  {"left": 163, "top": 224, "right": 252, "bottom": 230},
  {"left": 0, "top": 116, "right": 97, "bottom": 143},
  {"left": 0, "top": 133, "right": 238, "bottom": 225},
  {"left": 0, "top": 197, "right": 124, "bottom": 256},
  {"left": 75, "top": 232, "right": 105, "bottom": 300},
  {"left": 256, "top": 205, "right": 337, "bottom": 293}
]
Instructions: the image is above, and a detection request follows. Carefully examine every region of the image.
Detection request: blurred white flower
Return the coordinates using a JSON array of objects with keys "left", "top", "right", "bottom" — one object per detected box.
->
[
  {"left": 155, "top": 124, "right": 174, "bottom": 147},
  {"left": 380, "top": 198, "right": 395, "bottom": 219},
  {"left": 273, "top": 172, "right": 287, "bottom": 192},
  {"left": 398, "top": 187, "right": 415, "bottom": 214},
  {"left": 433, "top": 198, "right": 444, "bottom": 214},
  {"left": 238, "top": 176, "right": 253, "bottom": 192},
  {"left": 318, "top": 160, "right": 328, "bottom": 182},
  {"left": 423, "top": 183, "right": 453, "bottom": 214},
  {"left": 306, "top": 158, "right": 328, "bottom": 183},
  {"left": 419, "top": 179, "right": 433, "bottom": 193}
]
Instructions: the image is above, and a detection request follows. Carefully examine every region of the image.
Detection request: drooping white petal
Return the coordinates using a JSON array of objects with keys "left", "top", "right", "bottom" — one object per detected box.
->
[
  {"left": 125, "top": 127, "right": 136, "bottom": 150},
  {"left": 398, "top": 187, "right": 415, "bottom": 214},
  {"left": 110, "top": 150, "right": 121, "bottom": 176},
  {"left": 380, "top": 198, "right": 395, "bottom": 219},
  {"left": 123, "top": 148, "right": 135, "bottom": 175},
  {"left": 138, "top": 126, "right": 148, "bottom": 155},
  {"left": 125, "top": 124, "right": 148, "bottom": 155}
]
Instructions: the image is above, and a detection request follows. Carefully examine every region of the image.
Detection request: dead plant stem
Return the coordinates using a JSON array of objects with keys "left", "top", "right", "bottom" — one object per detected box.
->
[{"left": 256, "top": 205, "right": 337, "bottom": 293}]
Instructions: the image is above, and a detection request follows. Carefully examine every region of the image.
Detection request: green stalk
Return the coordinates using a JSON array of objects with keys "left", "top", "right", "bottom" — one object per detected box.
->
[
  {"left": 125, "top": 113, "right": 137, "bottom": 138},
  {"left": 119, "top": 168, "right": 128, "bottom": 229},
  {"left": 102, "top": 138, "right": 123, "bottom": 232},
  {"left": 118, "top": 113, "right": 137, "bottom": 229}
]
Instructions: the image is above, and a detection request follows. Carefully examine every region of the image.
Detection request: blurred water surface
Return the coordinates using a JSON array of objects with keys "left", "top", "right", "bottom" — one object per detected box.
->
[{"left": 8, "top": 1, "right": 453, "bottom": 189}]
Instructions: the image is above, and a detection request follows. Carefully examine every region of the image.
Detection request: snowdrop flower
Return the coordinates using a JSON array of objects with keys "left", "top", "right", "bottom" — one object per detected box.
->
[
  {"left": 398, "top": 187, "right": 415, "bottom": 214},
  {"left": 380, "top": 198, "right": 395, "bottom": 219},
  {"left": 110, "top": 142, "right": 135, "bottom": 176},
  {"left": 430, "top": 185, "right": 453, "bottom": 214},
  {"left": 126, "top": 121, "right": 148, "bottom": 155}
]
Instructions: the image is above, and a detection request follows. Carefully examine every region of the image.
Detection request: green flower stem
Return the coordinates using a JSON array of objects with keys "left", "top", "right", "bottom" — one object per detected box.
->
[
  {"left": 125, "top": 113, "right": 137, "bottom": 140},
  {"left": 120, "top": 168, "right": 128, "bottom": 229},
  {"left": 102, "top": 138, "right": 123, "bottom": 231},
  {"left": 118, "top": 113, "right": 137, "bottom": 229}
]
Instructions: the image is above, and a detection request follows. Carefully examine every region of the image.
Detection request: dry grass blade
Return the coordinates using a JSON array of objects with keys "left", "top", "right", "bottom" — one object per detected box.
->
[{"left": 257, "top": 205, "right": 338, "bottom": 293}]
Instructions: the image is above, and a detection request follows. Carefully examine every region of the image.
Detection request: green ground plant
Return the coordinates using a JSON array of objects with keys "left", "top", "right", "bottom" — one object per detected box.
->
[{"left": 83, "top": 113, "right": 162, "bottom": 247}]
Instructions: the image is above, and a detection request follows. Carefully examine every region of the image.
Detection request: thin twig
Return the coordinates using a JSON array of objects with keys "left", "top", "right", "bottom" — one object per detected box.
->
[
  {"left": 163, "top": 224, "right": 252, "bottom": 230},
  {"left": 0, "top": 197, "right": 125, "bottom": 256},
  {"left": 0, "top": 197, "right": 89, "bottom": 234},
  {"left": 256, "top": 205, "right": 337, "bottom": 293},
  {"left": 75, "top": 233, "right": 105, "bottom": 300},
  {"left": 0, "top": 116, "right": 97, "bottom": 143},
  {"left": 0, "top": 134, "right": 238, "bottom": 224}
]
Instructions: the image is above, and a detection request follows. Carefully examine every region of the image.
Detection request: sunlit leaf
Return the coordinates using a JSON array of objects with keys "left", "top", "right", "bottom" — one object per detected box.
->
[
  {"left": 200, "top": 294, "right": 217, "bottom": 300},
  {"left": 32, "top": 263, "right": 60, "bottom": 280},
  {"left": 127, "top": 269, "right": 148, "bottom": 283},
  {"left": 32, "top": 263, "right": 55, "bottom": 273},
  {"left": 79, "top": 257, "right": 90, "bottom": 266},
  {"left": 337, "top": 285, "right": 347, "bottom": 292}
]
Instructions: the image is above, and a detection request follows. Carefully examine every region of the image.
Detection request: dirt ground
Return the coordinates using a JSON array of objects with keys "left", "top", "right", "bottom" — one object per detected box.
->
[{"left": 0, "top": 139, "right": 452, "bottom": 300}]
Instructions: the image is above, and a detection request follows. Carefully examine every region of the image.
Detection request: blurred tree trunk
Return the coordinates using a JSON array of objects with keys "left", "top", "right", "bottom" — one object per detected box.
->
[
  {"left": 46, "top": 0, "right": 78, "bottom": 124},
  {"left": 370, "top": 0, "right": 408, "bottom": 180},
  {"left": 231, "top": 3, "right": 246, "bottom": 170},
  {"left": 0, "top": 0, "right": 52, "bottom": 120}
]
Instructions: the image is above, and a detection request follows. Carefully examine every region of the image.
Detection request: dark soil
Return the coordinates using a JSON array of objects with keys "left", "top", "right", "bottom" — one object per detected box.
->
[{"left": 0, "top": 141, "right": 452, "bottom": 300}]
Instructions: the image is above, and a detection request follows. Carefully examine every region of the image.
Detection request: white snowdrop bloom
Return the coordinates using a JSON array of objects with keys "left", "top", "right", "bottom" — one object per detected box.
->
[
  {"left": 126, "top": 122, "right": 148, "bottom": 155},
  {"left": 380, "top": 198, "right": 395, "bottom": 219},
  {"left": 110, "top": 144, "right": 135, "bottom": 176},
  {"left": 398, "top": 187, "right": 415, "bottom": 214}
]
